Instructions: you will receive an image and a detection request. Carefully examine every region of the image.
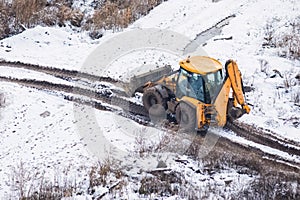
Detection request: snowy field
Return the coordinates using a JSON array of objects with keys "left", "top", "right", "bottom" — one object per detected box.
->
[{"left": 0, "top": 0, "right": 299, "bottom": 199}]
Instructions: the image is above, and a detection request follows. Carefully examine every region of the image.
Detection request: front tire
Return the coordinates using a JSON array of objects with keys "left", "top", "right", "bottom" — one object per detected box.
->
[
  {"left": 142, "top": 88, "right": 166, "bottom": 116},
  {"left": 176, "top": 102, "right": 196, "bottom": 131}
]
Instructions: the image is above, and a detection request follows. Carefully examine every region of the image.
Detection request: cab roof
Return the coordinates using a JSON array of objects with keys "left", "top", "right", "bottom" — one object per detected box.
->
[{"left": 179, "top": 56, "right": 222, "bottom": 75}]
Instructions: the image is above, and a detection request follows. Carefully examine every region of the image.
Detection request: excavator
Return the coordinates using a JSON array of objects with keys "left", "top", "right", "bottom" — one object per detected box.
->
[{"left": 129, "top": 56, "right": 251, "bottom": 133}]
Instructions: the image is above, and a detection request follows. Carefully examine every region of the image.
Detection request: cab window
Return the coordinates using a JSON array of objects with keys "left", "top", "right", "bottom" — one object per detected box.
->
[{"left": 176, "top": 68, "right": 205, "bottom": 102}]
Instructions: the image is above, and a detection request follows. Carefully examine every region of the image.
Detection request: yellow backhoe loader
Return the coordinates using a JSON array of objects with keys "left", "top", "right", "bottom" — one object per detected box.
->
[{"left": 130, "top": 56, "right": 251, "bottom": 133}]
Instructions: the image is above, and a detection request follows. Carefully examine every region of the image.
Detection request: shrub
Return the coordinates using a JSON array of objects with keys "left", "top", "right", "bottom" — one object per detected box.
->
[
  {"left": 12, "top": 0, "right": 47, "bottom": 28},
  {"left": 0, "top": 1, "right": 11, "bottom": 39},
  {"left": 88, "top": 0, "right": 165, "bottom": 32},
  {"left": 0, "top": 0, "right": 166, "bottom": 39},
  {"left": 139, "top": 171, "right": 182, "bottom": 197},
  {"left": 57, "top": 5, "right": 83, "bottom": 27},
  {"left": 0, "top": 0, "right": 48, "bottom": 39},
  {"left": 8, "top": 159, "right": 125, "bottom": 199},
  {"left": 235, "top": 174, "right": 300, "bottom": 199},
  {"left": 263, "top": 16, "right": 300, "bottom": 60}
]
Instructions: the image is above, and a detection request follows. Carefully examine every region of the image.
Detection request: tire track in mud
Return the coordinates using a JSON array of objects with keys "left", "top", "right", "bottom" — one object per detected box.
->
[
  {"left": 0, "top": 65, "right": 299, "bottom": 172},
  {"left": 0, "top": 76, "right": 148, "bottom": 120},
  {"left": 165, "top": 125, "right": 300, "bottom": 171},
  {"left": 226, "top": 121, "right": 300, "bottom": 157},
  {"left": 163, "top": 120, "right": 300, "bottom": 161},
  {"left": 0, "top": 60, "right": 128, "bottom": 97},
  {"left": 1, "top": 76, "right": 299, "bottom": 173},
  {"left": 0, "top": 60, "right": 118, "bottom": 83},
  {"left": 214, "top": 136, "right": 300, "bottom": 174}
]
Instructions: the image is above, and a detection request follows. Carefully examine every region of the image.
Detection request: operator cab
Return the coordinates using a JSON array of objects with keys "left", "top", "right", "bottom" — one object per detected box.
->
[{"left": 176, "top": 56, "right": 223, "bottom": 104}]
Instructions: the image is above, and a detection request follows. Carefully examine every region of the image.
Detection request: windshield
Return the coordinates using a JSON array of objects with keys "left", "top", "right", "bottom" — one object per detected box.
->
[
  {"left": 203, "top": 70, "right": 223, "bottom": 103},
  {"left": 176, "top": 68, "right": 223, "bottom": 103}
]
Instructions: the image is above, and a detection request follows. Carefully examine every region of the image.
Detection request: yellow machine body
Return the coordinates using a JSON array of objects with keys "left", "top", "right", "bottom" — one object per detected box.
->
[{"left": 140, "top": 56, "right": 250, "bottom": 131}]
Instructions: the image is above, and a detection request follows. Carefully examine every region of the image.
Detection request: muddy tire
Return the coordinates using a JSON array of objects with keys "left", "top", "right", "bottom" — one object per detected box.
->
[
  {"left": 197, "top": 127, "right": 208, "bottom": 136},
  {"left": 176, "top": 102, "right": 196, "bottom": 131},
  {"left": 142, "top": 88, "right": 166, "bottom": 116}
]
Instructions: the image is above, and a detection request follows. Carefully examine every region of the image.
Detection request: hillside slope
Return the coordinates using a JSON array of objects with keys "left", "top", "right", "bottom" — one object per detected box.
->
[{"left": 0, "top": 0, "right": 299, "bottom": 199}]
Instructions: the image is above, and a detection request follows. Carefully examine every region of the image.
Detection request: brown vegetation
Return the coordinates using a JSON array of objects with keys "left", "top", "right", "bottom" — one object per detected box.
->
[
  {"left": 8, "top": 158, "right": 126, "bottom": 199},
  {"left": 263, "top": 16, "right": 300, "bottom": 60},
  {"left": 0, "top": 0, "right": 166, "bottom": 39}
]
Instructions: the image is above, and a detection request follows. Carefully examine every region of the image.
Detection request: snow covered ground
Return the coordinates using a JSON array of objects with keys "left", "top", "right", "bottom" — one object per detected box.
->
[
  {"left": 132, "top": 0, "right": 300, "bottom": 141},
  {"left": 0, "top": 0, "right": 299, "bottom": 198}
]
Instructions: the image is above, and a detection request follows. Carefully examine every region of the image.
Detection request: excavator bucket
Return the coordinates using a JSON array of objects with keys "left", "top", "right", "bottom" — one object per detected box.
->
[
  {"left": 228, "top": 105, "right": 245, "bottom": 121},
  {"left": 125, "top": 65, "right": 173, "bottom": 95}
]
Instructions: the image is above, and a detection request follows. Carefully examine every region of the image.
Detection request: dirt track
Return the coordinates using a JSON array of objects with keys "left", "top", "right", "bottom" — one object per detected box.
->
[{"left": 1, "top": 61, "right": 299, "bottom": 175}]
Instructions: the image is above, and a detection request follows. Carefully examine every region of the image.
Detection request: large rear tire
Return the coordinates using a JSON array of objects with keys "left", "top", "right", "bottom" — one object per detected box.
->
[
  {"left": 142, "top": 88, "right": 166, "bottom": 116},
  {"left": 176, "top": 102, "right": 196, "bottom": 131}
]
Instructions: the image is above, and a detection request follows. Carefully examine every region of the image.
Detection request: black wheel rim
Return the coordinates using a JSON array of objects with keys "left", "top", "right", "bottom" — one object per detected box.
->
[{"left": 181, "top": 111, "right": 189, "bottom": 124}]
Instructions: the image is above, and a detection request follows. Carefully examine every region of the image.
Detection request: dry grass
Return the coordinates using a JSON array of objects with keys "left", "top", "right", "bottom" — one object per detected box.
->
[
  {"left": 88, "top": 157, "right": 123, "bottom": 188},
  {"left": 235, "top": 174, "right": 300, "bottom": 199},
  {"left": 87, "top": 0, "right": 165, "bottom": 38},
  {"left": 8, "top": 162, "right": 81, "bottom": 199},
  {"left": 0, "top": 1, "right": 9, "bottom": 37},
  {"left": 277, "top": 70, "right": 299, "bottom": 105},
  {"left": 134, "top": 133, "right": 154, "bottom": 157},
  {"left": 139, "top": 171, "right": 182, "bottom": 197},
  {"left": 0, "top": 0, "right": 166, "bottom": 39},
  {"left": 7, "top": 139, "right": 300, "bottom": 199},
  {"left": 7, "top": 158, "right": 126, "bottom": 199},
  {"left": 185, "top": 137, "right": 300, "bottom": 199},
  {"left": 57, "top": 5, "right": 83, "bottom": 27},
  {"left": 12, "top": 0, "right": 47, "bottom": 28},
  {"left": 263, "top": 16, "right": 300, "bottom": 60}
]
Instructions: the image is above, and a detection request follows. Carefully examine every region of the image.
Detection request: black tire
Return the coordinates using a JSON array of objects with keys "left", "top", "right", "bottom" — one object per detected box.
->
[
  {"left": 142, "top": 88, "right": 166, "bottom": 116},
  {"left": 176, "top": 102, "right": 196, "bottom": 131},
  {"left": 197, "top": 128, "right": 208, "bottom": 137}
]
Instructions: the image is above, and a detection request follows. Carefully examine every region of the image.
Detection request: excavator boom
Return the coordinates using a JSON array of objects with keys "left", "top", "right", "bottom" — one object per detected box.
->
[
  {"left": 213, "top": 60, "right": 250, "bottom": 126},
  {"left": 225, "top": 60, "right": 250, "bottom": 114}
]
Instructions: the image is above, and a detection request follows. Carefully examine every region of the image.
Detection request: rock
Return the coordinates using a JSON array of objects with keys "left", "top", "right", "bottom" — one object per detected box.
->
[
  {"left": 40, "top": 111, "right": 50, "bottom": 118},
  {"left": 156, "top": 160, "right": 167, "bottom": 168},
  {"left": 89, "top": 30, "right": 103, "bottom": 40},
  {"left": 270, "top": 69, "right": 283, "bottom": 78},
  {"left": 224, "top": 179, "right": 233, "bottom": 186}
]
